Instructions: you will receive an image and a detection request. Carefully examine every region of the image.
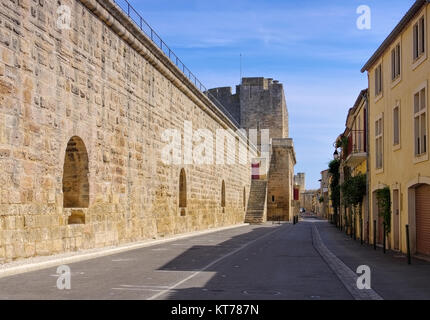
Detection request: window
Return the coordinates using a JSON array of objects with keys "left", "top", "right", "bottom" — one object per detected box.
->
[
  {"left": 375, "top": 64, "right": 383, "bottom": 96},
  {"left": 413, "top": 16, "right": 425, "bottom": 60},
  {"left": 414, "top": 88, "right": 427, "bottom": 156},
  {"left": 375, "top": 116, "right": 383, "bottom": 169},
  {"left": 391, "top": 44, "right": 401, "bottom": 80},
  {"left": 393, "top": 105, "right": 400, "bottom": 146}
]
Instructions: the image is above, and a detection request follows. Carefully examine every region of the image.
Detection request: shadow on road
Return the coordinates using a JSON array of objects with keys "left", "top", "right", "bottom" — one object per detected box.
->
[
  {"left": 159, "top": 225, "right": 278, "bottom": 272},
  {"left": 155, "top": 222, "right": 352, "bottom": 300}
]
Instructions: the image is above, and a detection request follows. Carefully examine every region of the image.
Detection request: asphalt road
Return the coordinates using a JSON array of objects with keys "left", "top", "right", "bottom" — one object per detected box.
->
[
  {"left": 0, "top": 220, "right": 352, "bottom": 300},
  {"left": 0, "top": 219, "right": 429, "bottom": 300}
]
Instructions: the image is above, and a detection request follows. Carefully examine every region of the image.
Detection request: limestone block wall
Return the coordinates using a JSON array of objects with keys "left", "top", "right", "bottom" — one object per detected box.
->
[
  {"left": 294, "top": 173, "right": 306, "bottom": 194},
  {"left": 207, "top": 87, "right": 241, "bottom": 124},
  {"left": 240, "top": 78, "right": 289, "bottom": 140},
  {"left": 267, "top": 139, "right": 296, "bottom": 221},
  {"left": 0, "top": 0, "right": 256, "bottom": 262}
]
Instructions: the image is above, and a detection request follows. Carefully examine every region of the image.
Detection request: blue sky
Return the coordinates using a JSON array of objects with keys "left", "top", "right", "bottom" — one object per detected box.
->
[{"left": 128, "top": 0, "right": 415, "bottom": 189}]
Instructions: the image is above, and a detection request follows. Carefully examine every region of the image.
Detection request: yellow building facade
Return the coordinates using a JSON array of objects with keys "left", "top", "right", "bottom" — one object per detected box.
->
[
  {"left": 362, "top": 0, "right": 430, "bottom": 256},
  {"left": 339, "top": 90, "right": 369, "bottom": 240}
]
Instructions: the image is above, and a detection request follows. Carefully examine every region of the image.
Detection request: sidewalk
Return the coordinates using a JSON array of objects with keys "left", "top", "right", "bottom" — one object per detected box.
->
[{"left": 316, "top": 222, "right": 430, "bottom": 300}]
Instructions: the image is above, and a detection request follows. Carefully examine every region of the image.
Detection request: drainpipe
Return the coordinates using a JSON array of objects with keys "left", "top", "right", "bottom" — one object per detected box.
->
[{"left": 364, "top": 90, "right": 370, "bottom": 244}]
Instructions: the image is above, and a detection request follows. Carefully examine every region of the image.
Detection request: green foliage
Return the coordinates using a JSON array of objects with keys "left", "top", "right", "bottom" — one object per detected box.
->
[
  {"left": 376, "top": 187, "right": 391, "bottom": 232},
  {"left": 330, "top": 185, "right": 340, "bottom": 210},
  {"left": 328, "top": 159, "right": 340, "bottom": 178},
  {"left": 341, "top": 174, "right": 367, "bottom": 207},
  {"left": 328, "top": 159, "right": 341, "bottom": 213},
  {"left": 319, "top": 196, "right": 324, "bottom": 203},
  {"left": 340, "top": 135, "right": 349, "bottom": 153}
]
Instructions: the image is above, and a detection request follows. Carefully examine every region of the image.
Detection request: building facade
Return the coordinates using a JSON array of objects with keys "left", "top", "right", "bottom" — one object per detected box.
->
[
  {"left": 294, "top": 172, "right": 306, "bottom": 213},
  {"left": 337, "top": 90, "right": 369, "bottom": 241},
  {"left": 362, "top": 0, "right": 430, "bottom": 256},
  {"left": 301, "top": 189, "right": 319, "bottom": 213},
  {"left": 319, "top": 169, "right": 330, "bottom": 219}
]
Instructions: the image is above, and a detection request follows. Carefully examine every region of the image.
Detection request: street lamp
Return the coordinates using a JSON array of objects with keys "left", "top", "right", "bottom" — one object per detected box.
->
[{"left": 333, "top": 149, "right": 339, "bottom": 160}]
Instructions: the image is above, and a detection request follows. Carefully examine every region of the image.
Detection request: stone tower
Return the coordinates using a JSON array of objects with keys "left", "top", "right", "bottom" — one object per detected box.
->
[
  {"left": 239, "top": 78, "right": 289, "bottom": 140},
  {"left": 294, "top": 173, "right": 306, "bottom": 193},
  {"left": 209, "top": 77, "right": 296, "bottom": 222},
  {"left": 208, "top": 77, "right": 289, "bottom": 140}
]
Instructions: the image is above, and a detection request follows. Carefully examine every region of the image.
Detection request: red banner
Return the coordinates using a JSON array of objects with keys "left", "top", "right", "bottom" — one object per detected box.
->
[
  {"left": 252, "top": 162, "right": 260, "bottom": 180},
  {"left": 294, "top": 188, "right": 299, "bottom": 201}
]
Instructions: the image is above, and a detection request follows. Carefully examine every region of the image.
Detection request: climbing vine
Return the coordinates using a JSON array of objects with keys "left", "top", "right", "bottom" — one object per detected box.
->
[
  {"left": 376, "top": 187, "right": 391, "bottom": 232},
  {"left": 341, "top": 173, "right": 367, "bottom": 234},
  {"left": 340, "top": 135, "right": 349, "bottom": 156},
  {"left": 341, "top": 174, "right": 367, "bottom": 209},
  {"left": 328, "top": 159, "right": 341, "bottom": 221}
]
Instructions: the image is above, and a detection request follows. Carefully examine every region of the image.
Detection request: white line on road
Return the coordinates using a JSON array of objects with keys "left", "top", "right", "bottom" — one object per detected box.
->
[
  {"left": 112, "top": 259, "right": 136, "bottom": 262},
  {"left": 147, "top": 225, "right": 287, "bottom": 300},
  {"left": 112, "top": 288, "right": 166, "bottom": 292},
  {"left": 112, "top": 284, "right": 173, "bottom": 292},
  {"left": 120, "top": 285, "right": 171, "bottom": 289},
  {"left": 302, "top": 219, "right": 328, "bottom": 223}
]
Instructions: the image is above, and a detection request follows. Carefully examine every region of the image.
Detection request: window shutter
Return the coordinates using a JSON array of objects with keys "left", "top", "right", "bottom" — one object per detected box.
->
[
  {"left": 420, "top": 17, "right": 425, "bottom": 55},
  {"left": 396, "top": 45, "right": 401, "bottom": 76},
  {"left": 393, "top": 107, "right": 399, "bottom": 145},
  {"left": 375, "top": 68, "right": 378, "bottom": 95},
  {"left": 414, "top": 24, "right": 419, "bottom": 59}
]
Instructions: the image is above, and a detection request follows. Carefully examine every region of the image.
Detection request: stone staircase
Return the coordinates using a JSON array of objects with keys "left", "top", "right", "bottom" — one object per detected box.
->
[{"left": 245, "top": 180, "right": 268, "bottom": 224}]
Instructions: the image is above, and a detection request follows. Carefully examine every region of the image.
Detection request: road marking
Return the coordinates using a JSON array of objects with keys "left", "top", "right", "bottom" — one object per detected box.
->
[
  {"left": 311, "top": 225, "right": 383, "bottom": 300},
  {"left": 303, "top": 220, "right": 327, "bottom": 223},
  {"left": 112, "top": 258, "right": 136, "bottom": 262},
  {"left": 121, "top": 285, "right": 171, "bottom": 288},
  {"left": 147, "top": 225, "right": 287, "bottom": 300},
  {"left": 112, "top": 288, "right": 166, "bottom": 292},
  {"left": 112, "top": 284, "right": 172, "bottom": 292}
]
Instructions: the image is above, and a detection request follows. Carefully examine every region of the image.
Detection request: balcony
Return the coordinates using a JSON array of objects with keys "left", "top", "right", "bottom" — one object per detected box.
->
[{"left": 343, "top": 130, "right": 367, "bottom": 167}]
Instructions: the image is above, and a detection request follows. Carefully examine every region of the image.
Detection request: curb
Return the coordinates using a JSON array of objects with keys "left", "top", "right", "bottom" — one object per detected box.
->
[
  {"left": 413, "top": 254, "right": 430, "bottom": 263},
  {"left": 0, "top": 223, "right": 249, "bottom": 279},
  {"left": 311, "top": 224, "right": 383, "bottom": 300}
]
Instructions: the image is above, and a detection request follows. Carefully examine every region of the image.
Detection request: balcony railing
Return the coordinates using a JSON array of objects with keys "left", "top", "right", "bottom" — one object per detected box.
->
[
  {"left": 344, "top": 130, "right": 367, "bottom": 160},
  {"left": 110, "top": 0, "right": 240, "bottom": 128}
]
